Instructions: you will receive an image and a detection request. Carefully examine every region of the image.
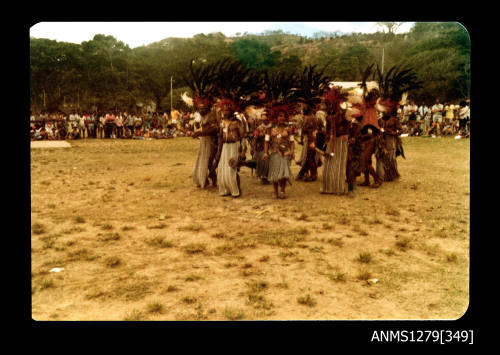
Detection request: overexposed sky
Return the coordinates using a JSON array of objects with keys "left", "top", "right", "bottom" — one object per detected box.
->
[{"left": 30, "top": 22, "right": 415, "bottom": 48}]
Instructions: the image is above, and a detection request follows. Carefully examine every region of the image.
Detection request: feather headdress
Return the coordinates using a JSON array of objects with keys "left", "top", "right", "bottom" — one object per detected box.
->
[
  {"left": 181, "top": 92, "right": 194, "bottom": 108},
  {"left": 375, "top": 64, "right": 422, "bottom": 113},
  {"left": 261, "top": 71, "right": 300, "bottom": 122},
  {"left": 323, "top": 85, "right": 348, "bottom": 114},
  {"left": 212, "top": 58, "right": 262, "bottom": 111},
  {"left": 180, "top": 58, "right": 220, "bottom": 108},
  {"left": 292, "top": 64, "right": 331, "bottom": 108}
]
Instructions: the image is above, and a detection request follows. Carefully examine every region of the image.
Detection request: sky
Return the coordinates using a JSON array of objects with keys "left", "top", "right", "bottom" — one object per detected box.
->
[{"left": 30, "top": 22, "right": 415, "bottom": 48}]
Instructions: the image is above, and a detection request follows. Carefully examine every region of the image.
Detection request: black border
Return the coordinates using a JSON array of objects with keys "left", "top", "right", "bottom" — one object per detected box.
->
[{"left": 21, "top": 11, "right": 479, "bottom": 348}]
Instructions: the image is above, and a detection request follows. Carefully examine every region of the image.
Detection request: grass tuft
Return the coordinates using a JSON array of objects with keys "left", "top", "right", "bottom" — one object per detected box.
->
[
  {"left": 184, "top": 274, "right": 203, "bottom": 282},
  {"left": 100, "top": 233, "right": 121, "bottom": 242},
  {"left": 395, "top": 236, "right": 411, "bottom": 250},
  {"left": 146, "top": 236, "right": 173, "bottom": 248},
  {"left": 182, "top": 296, "right": 198, "bottom": 304},
  {"left": 178, "top": 223, "right": 204, "bottom": 232},
  {"left": 358, "top": 252, "right": 373, "bottom": 263},
  {"left": 166, "top": 285, "right": 180, "bottom": 292},
  {"left": 123, "top": 309, "right": 144, "bottom": 321},
  {"left": 446, "top": 253, "right": 458, "bottom": 263},
  {"left": 328, "top": 272, "right": 347, "bottom": 282},
  {"left": 223, "top": 308, "right": 245, "bottom": 320},
  {"left": 297, "top": 294, "right": 317, "bottom": 307},
  {"left": 147, "top": 223, "right": 167, "bottom": 230},
  {"left": 146, "top": 302, "right": 164, "bottom": 314},
  {"left": 182, "top": 243, "right": 206, "bottom": 254},
  {"left": 101, "top": 224, "right": 113, "bottom": 231},
  {"left": 104, "top": 256, "right": 121, "bottom": 268},
  {"left": 32, "top": 223, "right": 47, "bottom": 235},
  {"left": 357, "top": 270, "right": 372, "bottom": 281},
  {"left": 73, "top": 216, "right": 86, "bottom": 224},
  {"left": 322, "top": 223, "right": 334, "bottom": 230},
  {"left": 39, "top": 279, "right": 55, "bottom": 290}
]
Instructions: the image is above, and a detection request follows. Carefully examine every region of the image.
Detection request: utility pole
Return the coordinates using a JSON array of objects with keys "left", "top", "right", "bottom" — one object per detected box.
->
[
  {"left": 381, "top": 47, "right": 385, "bottom": 74},
  {"left": 170, "top": 76, "right": 173, "bottom": 112}
]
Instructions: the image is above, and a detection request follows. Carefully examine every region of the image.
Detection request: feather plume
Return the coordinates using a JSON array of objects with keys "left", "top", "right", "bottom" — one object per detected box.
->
[
  {"left": 211, "top": 58, "right": 262, "bottom": 110},
  {"left": 323, "top": 85, "right": 347, "bottom": 114},
  {"left": 181, "top": 92, "right": 194, "bottom": 107},
  {"left": 292, "top": 64, "right": 331, "bottom": 107},
  {"left": 375, "top": 64, "right": 422, "bottom": 102},
  {"left": 399, "top": 92, "right": 408, "bottom": 106}
]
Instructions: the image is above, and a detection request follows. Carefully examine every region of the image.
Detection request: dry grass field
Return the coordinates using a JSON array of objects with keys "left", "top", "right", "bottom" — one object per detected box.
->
[{"left": 30, "top": 136, "right": 470, "bottom": 320}]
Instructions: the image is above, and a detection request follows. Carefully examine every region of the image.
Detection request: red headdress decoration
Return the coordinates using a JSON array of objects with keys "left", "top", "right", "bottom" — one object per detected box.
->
[
  {"left": 268, "top": 104, "right": 295, "bottom": 123},
  {"left": 194, "top": 96, "right": 212, "bottom": 109},
  {"left": 218, "top": 98, "right": 240, "bottom": 114},
  {"left": 323, "top": 86, "right": 347, "bottom": 114}
]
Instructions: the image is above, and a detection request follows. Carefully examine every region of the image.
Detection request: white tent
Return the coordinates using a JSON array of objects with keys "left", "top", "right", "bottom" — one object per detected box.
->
[{"left": 329, "top": 81, "right": 379, "bottom": 92}]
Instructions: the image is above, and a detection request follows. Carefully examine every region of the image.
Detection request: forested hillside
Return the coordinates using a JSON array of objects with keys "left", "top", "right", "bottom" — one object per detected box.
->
[{"left": 30, "top": 22, "right": 470, "bottom": 112}]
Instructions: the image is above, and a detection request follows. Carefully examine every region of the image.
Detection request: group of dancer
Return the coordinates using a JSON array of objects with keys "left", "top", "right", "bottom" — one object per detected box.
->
[{"left": 185, "top": 59, "right": 421, "bottom": 199}]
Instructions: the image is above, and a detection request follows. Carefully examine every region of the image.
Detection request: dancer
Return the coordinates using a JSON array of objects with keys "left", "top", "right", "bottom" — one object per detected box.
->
[
  {"left": 374, "top": 65, "right": 422, "bottom": 181},
  {"left": 262, "top": 106, "right": 295, "bottom": 199},
  {"left": 191, "top": 97, "right": 219, "bottom": 188},
  {"left": 215, "top": 99, "right": 247, "bottom": 197},
  {"left": 321, "top": 86, "right": 350, "bottom": 194},
  {"left": 294, "top": 65, "right": 331, "bottom": 182},
  {"left": 376, "top": 107, "right": 403, "bottom": 181},
  {"left": 355, "top": 67, "right": 383, "bottom": 188},
  {"left": 297, "top": 104, "right": 319, "bottom": 182},
  {"left": 181, "top": 59, "right": 221, "bottom": 188},
  {"left": 251, "top": 111, "right": 271, "bottom": 184}
]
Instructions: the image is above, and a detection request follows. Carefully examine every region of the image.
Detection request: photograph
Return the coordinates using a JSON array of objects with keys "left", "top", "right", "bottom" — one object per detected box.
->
[{"left": 29, "top": 21, "right": 470, "bottom": 323}]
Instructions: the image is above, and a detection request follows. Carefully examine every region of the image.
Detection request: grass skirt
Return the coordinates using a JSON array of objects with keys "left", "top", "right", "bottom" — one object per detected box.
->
[
  {"left": 267, "top": 152, "right": 292, "bottom": 183},
  {"left": 321, "top": 137, "right": 348, "bottom": 194},
  {"left": 217, "top": 142, "right": 241, "bottom": 196},
  {"left": 192, "top": 136, "right": 213, "bottom": 188}
]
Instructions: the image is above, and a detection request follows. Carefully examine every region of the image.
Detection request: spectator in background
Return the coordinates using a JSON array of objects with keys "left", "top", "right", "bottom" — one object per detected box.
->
[
  {"left": 418, "top": 103, "right": 429, "bottom": 134},
  {"left": 407, "top": 101, "right": 418, "bottom": 136},
  {"left": 171, "top": 108, "right": 180, "bottom": 128},
  {"left": 402, "top": 102, "right": 411, "bottom": 126},
  {"left": 39, "top": 126, "right": 48, "bottom": 140},
  {"left": 144, "top": 112, "right": 152, "bottom": 131},
  {"left": 104, "top": 112, "right": 115, "bottom": 138},
  {"left": 125, "top": 112, "right": 134, "bottom": 138},
  {"left": 78, "top": 113, "right": 86, "bottom": 138},
  {"left": 98, "top": 113, "right": 106, "bottom": 138},
  {"left": 158, "top": 112, "right": 165, "bottom": 131},
  {"left": 56, "top": 118, "right": 67, "bottom": 140},
  {"left": 115, "top": 112, "right": 124, "bottom": 139},
  {"left": 30, "top": 111, "right": 37, "bottom": 130},
  {"left": 87, "top": 112, "right": 96, "bottom": 138},
  {"left": 152, "top": 112, "right": 158, "bottom": 130},
  {"left": 457, "top": 100, "right": 470, "bottom": 137},
  {"left": 134, "top": 113, "right": 143, "bottom": 136},
  {"left": 431, "top": 99, "right": 444, "bottom": 136},
  {"left": 444, "top": 102, "right": 455, "bottom": 128},
  {"left": 45, "top": 120, "right": 55, "bottom": 140}
]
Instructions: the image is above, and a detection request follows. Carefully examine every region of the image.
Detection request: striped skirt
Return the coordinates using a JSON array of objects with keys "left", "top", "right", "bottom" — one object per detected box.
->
[
  {"left": 267, "top": 152, "right": 292, "bottom": 183},
  {"left": 376, "top": 135, "right": 400, "bottom": 181},
  {"left": 217, "top": 142, "right": 241, "bottom": 196},
  {"left": 296, "top": 136, "right": 308, "bottom": 167},
  {"left": 255, "top": 150, "right": 270, "bottom": 178},
  {"left": 321, "top": 136, "right": 348, "bottom": 194},
  {"left": 192, "top": 136, "right": 214, "bottom": 188}
]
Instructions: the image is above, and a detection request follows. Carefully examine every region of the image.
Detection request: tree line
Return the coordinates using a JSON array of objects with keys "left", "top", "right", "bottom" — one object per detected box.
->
[{"left": 30, "top": 22, "right": 470, "bottom": 113}]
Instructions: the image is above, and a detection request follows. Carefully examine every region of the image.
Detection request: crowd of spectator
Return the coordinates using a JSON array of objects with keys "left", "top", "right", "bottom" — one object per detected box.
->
[
  {"left": 396, "top": 99, "right": 470, "bottom": 138},
  {"left": 30, "top": 98, "right": 470, "bottom": 141},
  {"left": 30, "top": 108, "right": 200, "bottom": 141}
]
